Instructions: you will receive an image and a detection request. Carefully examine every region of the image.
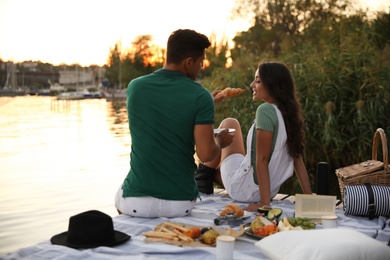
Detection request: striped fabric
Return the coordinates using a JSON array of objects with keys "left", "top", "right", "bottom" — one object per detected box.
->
[{"left": 344, "top": 185, "right": 390, "bottom": 217}]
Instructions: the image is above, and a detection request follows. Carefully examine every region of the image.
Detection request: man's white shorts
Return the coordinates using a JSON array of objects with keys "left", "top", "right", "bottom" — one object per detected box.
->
[{"left": 115, "top": 186, "right": 196, "bottom": 218}]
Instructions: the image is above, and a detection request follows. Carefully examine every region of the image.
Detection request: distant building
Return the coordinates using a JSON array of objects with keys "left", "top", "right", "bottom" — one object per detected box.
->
[
  {"left": 21, "top": 61, "right": 39, "bottom": 71},
  {"left": 59, "top": 70, "right": 94, "bottom": 87},
  {"left": 0, "top": 60, "right": 106, "bottom": 94},
  {"left": 58, "top": 67, "right": 105, "bottom": 90},
  {"left": 0, "top": 61, "right": 59, "bottom": 91}
]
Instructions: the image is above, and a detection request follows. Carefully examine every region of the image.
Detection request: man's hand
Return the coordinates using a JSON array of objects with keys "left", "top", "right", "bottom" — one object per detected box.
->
[
  {"left": 215, "top": 129, "right": 234, "bottom": 149},
  {"left": 211, "top": 90, "right": 225, "bottom": 104}
]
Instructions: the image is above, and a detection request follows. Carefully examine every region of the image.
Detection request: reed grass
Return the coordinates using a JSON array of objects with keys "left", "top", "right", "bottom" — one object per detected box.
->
[{"left": 203, "top": 10, "right": 390, "bottom": 198}]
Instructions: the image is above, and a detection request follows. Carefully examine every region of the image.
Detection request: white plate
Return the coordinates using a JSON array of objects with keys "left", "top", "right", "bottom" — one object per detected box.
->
[
  {"left": 241, "top": 211, "right": 251, "bottom": 220},
  {"left": 218, "top": 210, "right": 251, "bottom": 220},
  {"left": 214, "top": 128, "right": 236, "bottom": 134}
]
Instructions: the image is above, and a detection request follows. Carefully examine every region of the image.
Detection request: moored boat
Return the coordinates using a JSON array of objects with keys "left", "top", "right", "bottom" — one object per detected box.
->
[{"left": 56, "top": 90, "right": 103, "bottom": 100}]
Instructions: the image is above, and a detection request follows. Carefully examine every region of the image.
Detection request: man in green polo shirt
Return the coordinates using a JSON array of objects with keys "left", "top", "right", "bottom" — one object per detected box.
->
[{"left": 115, "top": 29, "right": 234, "bottom": 218}]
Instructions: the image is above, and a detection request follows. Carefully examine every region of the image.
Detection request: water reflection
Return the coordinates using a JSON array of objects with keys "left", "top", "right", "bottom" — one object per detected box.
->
[
  {"left": 0, "top": 96, "right": 130, "bottom": 255},
  {"left": 106, "top": 100, "right": 130, "bottom": 156}
]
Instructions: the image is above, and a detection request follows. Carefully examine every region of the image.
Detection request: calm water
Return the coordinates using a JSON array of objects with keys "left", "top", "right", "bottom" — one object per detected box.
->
[{"left": 0, "top": 96, "right": 131, "bottom": 256}]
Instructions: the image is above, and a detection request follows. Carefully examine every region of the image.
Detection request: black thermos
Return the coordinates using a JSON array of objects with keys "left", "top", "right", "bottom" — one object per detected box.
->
[{"left": 316, "top": 162, "right": 329, "bottom": 195}]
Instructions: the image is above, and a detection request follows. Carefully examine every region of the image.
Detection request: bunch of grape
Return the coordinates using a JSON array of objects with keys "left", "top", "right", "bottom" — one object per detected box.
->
[{"left": 287, "top": 217, "right": 316, "bottom": 230}]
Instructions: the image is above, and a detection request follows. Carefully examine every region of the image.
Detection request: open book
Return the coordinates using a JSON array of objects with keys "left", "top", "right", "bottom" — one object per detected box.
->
[{"left": 295, "top": 194, "right": 336, "bottom": 218}]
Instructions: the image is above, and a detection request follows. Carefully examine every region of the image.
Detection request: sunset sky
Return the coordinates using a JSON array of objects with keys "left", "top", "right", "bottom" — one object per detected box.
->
[{"left": 0, "top": 0, "right": 388, "bottom": 66}]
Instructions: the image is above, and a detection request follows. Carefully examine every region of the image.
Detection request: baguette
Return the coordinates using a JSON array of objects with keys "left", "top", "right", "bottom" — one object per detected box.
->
[
  {"left": 172, "top": 229, "right": 194, "bottom": 242},
  {"left": 159, "top": 226, "right": 176, "bottom": 235},
  {"left": 163, "top": 222, "right": 189, "bottom": 233},
  {"left": 142, "top": 231, "right": 177, "bottom": 240}
]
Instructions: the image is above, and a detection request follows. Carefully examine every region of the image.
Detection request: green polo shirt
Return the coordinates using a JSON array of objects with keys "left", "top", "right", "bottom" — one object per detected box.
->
[{"left": 122, "top": 69, "right": 215, "bottom": 200}]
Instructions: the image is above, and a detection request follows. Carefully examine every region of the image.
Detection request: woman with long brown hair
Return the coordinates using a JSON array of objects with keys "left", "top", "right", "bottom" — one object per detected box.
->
[{"left": 195, "top": 61, "right": 312, "bottom": 211}]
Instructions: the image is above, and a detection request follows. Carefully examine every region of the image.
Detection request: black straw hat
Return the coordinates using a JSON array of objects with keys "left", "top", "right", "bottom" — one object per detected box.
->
[{"left": 51, "top": 210, "right": 130, "bottom": 249}]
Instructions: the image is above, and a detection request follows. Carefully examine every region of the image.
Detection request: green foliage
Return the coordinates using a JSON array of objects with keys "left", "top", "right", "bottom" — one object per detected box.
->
[
  {"left": 105, "top": 36, "right": 164, "bottom": 89},
  {"left": 202, "top": 33, "right": 230, "bottom": 78},
  {"left": 105, "top": 43, "right": 121, "bottom": 88},
  {"left": 373, "top": 13, "right": 390, "bottom": 48},
  {"left": 224, "top": 0, "right": 390, "bottom": 197}
]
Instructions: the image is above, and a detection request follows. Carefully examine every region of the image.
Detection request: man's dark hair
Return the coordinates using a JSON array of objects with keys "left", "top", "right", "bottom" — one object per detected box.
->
[{"left": 166, "top": 29, "right": 211, "bottom": 64}]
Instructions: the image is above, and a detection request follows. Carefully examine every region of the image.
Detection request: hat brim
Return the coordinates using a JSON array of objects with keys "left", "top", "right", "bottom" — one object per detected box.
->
[{"left": 51, "top": 230, "right": 130, "bottom": 249}]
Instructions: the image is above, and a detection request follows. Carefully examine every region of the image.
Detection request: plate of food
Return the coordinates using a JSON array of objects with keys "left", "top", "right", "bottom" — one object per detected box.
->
[
  {"left": 243, "top": 223, "right": 265, "bottom": 240},
  {"left": 219, "top": 204, "right": 247, "bottom": 218},
  {"left": 141, "top": 221, "right": 245, "bottom": 247},
  {"left": 224, "top": 210, "right": 251, "bottom": 220},
  {"left": 214, "top": 128, "right": 236, "bottom": 134},
  {"left": 214, "top": 204, "right": 253, "bottom": 226},
  {"left": 243, "top": 215, "right": 279, "bottom": 240}
]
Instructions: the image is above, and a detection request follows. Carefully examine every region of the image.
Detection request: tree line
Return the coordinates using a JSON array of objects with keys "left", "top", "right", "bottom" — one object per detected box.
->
[{"left": 105, "top": 0, "right": 390, "bottom": 197}]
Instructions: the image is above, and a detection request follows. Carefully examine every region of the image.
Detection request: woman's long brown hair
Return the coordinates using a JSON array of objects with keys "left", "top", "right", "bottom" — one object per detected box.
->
[{"left": 258, "top": 62, "right": 305, "bottom": 158}]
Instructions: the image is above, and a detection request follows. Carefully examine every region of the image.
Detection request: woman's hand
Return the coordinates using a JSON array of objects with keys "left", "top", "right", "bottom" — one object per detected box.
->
[{"left": 244, "top": 202, "right": 271, "bottom": 212}]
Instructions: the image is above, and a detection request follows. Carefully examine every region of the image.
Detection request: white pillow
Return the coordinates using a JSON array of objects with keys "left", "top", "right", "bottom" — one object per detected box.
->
[{"left": 255, "top": 228, "right": 390, "bottom": 260}]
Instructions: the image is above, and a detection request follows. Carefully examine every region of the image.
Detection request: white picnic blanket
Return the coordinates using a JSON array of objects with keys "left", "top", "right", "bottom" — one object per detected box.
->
[{"left": 1, "top": 190, "right": 389, "bottom": 260}]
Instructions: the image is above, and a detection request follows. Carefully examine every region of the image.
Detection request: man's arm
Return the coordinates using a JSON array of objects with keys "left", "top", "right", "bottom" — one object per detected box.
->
[{"left": 194, "top": 124, "right": 233, "bottom": 163}]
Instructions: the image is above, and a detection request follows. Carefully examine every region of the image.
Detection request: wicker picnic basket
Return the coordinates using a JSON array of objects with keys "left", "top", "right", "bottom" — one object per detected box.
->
[{"left": 336, "top": 128, "right": 390, "bottom": 201}]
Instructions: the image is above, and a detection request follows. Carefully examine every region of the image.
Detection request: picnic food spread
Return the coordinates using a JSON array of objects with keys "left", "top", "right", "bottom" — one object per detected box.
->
[
  {"left": 142, "top": 221, "right": 245, "bottom": 247},
  {"left": 5, "top": 193, "right": 390, "bottom": 260},
  {"left": 215, "top": 203, "right": 249, "bottom": 226},
  {"left": 257, "top": 207, "right": 283, "bottom": 220},
  {"left": 200, "top": 229, "right": 219, "bottom": 245},
  {"left": 217, "top": 87, "right": 245, "bottom": 98},
  {"left": 244, "top": 206, "right": 318, "bottom": 239},
  {"left": 142, "top": 204, "right": 318, "bottom": 245},
  {"left": 278, "top": 216, "right": 317, "bottom": 230},
  {"left": 245, "top": 216, "right": 318, "bottom": 239},
  {"left": 247, "top": 215, "right": 279, "bottom": 237},
  {"left": 142, "top": 222, "right": 198, "bottom": 242},
  {"left": 220, "top": 203, "right": 245, "bottom": 217}
]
